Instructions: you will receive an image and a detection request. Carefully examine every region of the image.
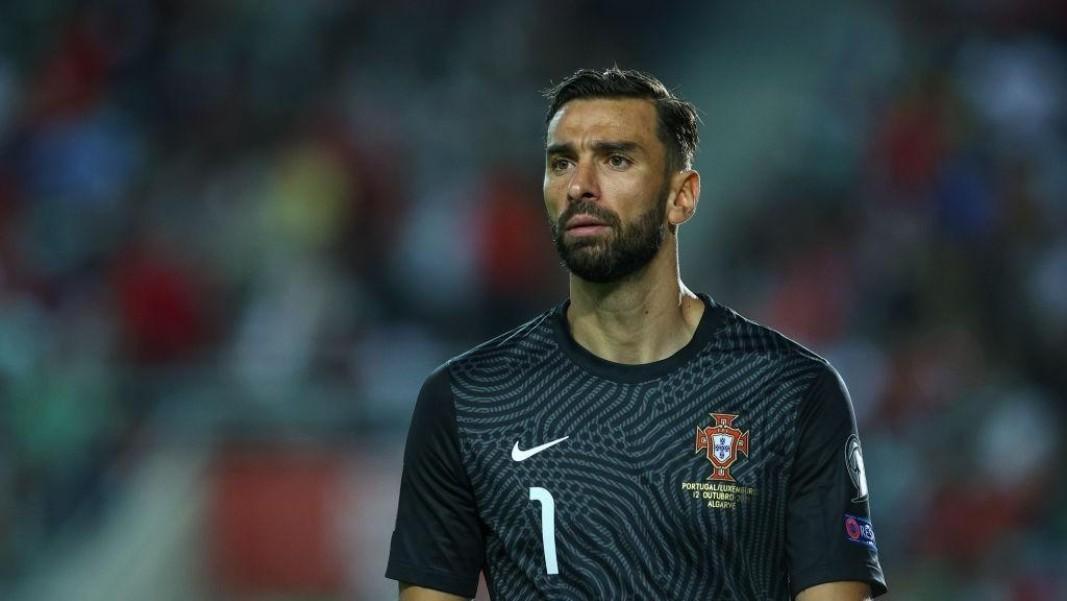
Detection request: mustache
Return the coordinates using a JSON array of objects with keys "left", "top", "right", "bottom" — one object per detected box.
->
[{"left": 555, "top": 201, "right": 622, "bottom": 232}]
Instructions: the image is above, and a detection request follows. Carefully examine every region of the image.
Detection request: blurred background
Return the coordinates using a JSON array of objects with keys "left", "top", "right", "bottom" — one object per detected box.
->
[{"left": 0, "top": 0, "right": 1065, "bottom": 599}]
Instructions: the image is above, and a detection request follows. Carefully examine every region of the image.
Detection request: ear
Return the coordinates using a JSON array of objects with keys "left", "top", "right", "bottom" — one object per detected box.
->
[{"left": 666, "top": 169, "right": 700, "bottom": 229}]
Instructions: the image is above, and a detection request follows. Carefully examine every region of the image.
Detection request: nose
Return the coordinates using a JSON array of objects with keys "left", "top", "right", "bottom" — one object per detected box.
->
[{"left": 567, "top": 161, "right": 599, "bottom": 203}]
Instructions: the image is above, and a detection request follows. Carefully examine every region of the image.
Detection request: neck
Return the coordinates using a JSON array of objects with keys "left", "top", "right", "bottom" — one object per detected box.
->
[{"left": 566, "top": 237, "right": 704, "bottom": 365}]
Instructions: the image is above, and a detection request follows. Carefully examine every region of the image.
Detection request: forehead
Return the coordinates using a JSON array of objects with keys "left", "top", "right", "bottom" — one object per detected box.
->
[{"left": 546, "top": 98, "right": 660, "bottom": 147}]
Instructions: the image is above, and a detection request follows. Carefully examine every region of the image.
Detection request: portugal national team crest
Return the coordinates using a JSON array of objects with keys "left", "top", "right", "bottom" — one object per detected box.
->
[{"left": 695, "top": 413, "right": 750, "bottom": 482}]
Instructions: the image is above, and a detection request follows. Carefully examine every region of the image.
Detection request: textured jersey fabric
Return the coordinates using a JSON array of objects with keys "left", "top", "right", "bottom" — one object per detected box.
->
[{"left": 387, "top": 295, "right": 887, "bottom": 599}]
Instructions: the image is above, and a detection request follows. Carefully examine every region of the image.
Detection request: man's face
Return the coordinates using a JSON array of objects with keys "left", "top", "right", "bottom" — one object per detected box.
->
[{"left": 543, "top": 98, "right": 671, "bottom": 283}]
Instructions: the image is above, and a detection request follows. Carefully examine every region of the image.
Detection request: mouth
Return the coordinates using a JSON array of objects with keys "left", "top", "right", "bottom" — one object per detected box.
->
[{"left": 564, "top": 214, "right": 611, "bottom": 236}]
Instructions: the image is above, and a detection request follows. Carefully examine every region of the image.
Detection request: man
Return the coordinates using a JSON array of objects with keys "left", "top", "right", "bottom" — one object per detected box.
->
[{"left": 386, "top": 67, "right": 887, "bottom": 600}]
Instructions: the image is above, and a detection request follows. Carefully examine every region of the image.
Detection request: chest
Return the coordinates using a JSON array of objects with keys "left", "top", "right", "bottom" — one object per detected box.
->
[{"left": 454, "top": 359, "right": 806, "bottom": 568}]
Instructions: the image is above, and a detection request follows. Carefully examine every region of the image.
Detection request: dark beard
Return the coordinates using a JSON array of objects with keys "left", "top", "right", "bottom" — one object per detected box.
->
[{"left": 551, "top": 185, "right": 669, "bottom": 283}]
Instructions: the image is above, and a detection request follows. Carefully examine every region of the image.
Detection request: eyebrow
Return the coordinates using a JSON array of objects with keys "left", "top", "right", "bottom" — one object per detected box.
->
[{"left": 545, "top": 140, "right": 642, "bottom": 156}]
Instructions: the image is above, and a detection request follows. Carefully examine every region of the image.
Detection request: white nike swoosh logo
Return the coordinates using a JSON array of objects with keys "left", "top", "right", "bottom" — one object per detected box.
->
[{"left": 511, "top": 436, "right": 569, "bottom": 461}]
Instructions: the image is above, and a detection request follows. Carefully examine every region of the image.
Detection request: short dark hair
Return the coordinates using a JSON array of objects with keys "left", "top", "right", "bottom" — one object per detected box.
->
[{"left": 543, "top": 67, "right": 700, "bottom": 171}]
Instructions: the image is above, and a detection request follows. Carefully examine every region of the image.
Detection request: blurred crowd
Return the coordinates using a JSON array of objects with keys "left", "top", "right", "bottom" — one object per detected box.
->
[{"left": 0, "top": 1, "right": 1065, "bottom": 599}]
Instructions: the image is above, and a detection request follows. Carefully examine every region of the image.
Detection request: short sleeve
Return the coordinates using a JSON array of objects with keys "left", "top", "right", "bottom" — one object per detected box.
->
[
  {"left": 385, "top": 364, "right": 484, "bottom": 598},
  {"left": 786, "top": 364, "right": 888, "bottom": 598}
]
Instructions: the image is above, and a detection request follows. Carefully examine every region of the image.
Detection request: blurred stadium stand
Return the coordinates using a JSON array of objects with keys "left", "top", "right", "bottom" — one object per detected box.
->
[{"left": 0, "top": 1, "right": 1065, "bottom": 599}]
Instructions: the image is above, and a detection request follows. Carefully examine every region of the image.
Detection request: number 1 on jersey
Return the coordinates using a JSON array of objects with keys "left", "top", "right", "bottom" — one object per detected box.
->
[{"left": 529, "top": 487, "right": 559, "bottom": 575}]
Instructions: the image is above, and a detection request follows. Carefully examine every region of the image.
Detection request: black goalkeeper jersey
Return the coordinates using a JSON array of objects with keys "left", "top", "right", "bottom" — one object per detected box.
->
[{"left": 387, "top": 295, "right": 887, "bottom": 599}]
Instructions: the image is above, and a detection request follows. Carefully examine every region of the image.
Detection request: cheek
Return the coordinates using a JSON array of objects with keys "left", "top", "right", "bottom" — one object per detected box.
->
[
  {"left": 597, "top": 177, "right": 640, "bottom": 214},
  {"left": 621, "top": 174, "right": 662, "bottom": 207},
  {"left": 543, "top": 182, "right": 565, "bottom": 217}
]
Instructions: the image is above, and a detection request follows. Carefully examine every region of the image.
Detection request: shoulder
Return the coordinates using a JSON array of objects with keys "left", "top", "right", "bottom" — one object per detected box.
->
[
  {"left": 713, "top": 303, "right": 834, "bottom": 377},
  {"left": 443, "top": 306, "right": 561, "bottom": 380},
  {"left": 712, "top": 306, "right": 854, "bottom": 431},
  {"left": 706, "top": 303, "right": 850, "bottom": 417}
]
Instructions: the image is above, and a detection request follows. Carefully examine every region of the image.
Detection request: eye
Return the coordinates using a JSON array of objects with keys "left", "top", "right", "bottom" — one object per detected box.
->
[
  {"left": 607, "top": 155, "right": 632, "bottom": 169},
  {"left": 550, "top": 158, "right": 573, "bottom": 173}
]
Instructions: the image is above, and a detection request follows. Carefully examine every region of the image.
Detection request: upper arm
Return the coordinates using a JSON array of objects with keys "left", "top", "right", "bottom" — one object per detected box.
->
[
  {"left": 399, "top": 581, "right": 470, "bottom": 601},
  {"left": 786, "top": 364, "right": 887, "bottom": 597},
  {"left": 795, "top": 580, "right": 872, "bottom": 601},
  {"left": 385, "top": 365, "right": 485, "bottom": 598}
]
